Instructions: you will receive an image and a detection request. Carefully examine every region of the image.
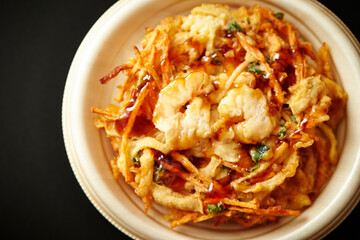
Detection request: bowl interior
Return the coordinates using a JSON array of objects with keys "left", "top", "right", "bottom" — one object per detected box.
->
[{"left": 63, "top": 0, "right": 360, "bottom": 239}]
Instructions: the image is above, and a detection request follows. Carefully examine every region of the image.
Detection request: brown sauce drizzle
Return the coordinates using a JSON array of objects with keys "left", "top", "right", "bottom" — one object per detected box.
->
[
  {"left": 115, "top": 75, "right": 156, "bottom": 136},
  {"left": 153, "top": 152, "right": 187, "bottom": 193},
  {"left": 205, "top": 181, "right": 230, "bottom": 200},
  {"left": 271, "top": 47, "right": 296, "bottom": 91}
]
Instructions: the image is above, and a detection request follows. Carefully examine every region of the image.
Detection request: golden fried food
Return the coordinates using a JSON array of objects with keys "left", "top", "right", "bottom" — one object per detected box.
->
[{"left": 92, "top": 4, "right": 347, "bottom": 227}]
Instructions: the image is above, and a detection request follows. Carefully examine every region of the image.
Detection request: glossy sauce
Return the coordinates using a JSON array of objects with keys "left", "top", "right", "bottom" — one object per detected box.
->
[
  {"left": 154, "top": 152, "right": 187, "bottom": 193},
  {"left": 205, "top": 181, "right": 230, "bottom": 200},
  {"left": 289, "top": 117, "right": 308, "bottom": 137},
  {"left": 271, "top": 47, "right": 296, "bottom": 91},
  {"left": 115, "top": 103, "right": 135, "bottom": 134},
  {"left": 224, "top": 156, "right": 253, "bottom": 172},
  {"left": 115, "top": 76, "right": 156, "bottom": 136},
  {"left": 189, "top": 156, "right": 211, "bottom": 169}
]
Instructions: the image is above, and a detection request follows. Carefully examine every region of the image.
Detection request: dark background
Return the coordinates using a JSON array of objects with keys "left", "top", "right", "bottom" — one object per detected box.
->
[{"left": 0, "top": 0, "right": 358, "bottom": 239}]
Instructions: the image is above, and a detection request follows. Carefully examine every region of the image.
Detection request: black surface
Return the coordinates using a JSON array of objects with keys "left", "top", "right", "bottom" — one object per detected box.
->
[{"left": 0, "top": 0, "right": 358, "bottom": 239}]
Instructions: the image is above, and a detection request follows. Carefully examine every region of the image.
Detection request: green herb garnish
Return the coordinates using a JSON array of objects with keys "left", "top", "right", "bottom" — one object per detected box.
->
[
  {"left": 225, "top": 21, "right": 244, "bottom": 37},
  {"left": 207, "top": 202, "right": 225, "bottom": 214},
  {"left": 132, "top": 156, "right": 140, "bottom": 167},
  {"left": 278, "top": 125, "right": 287, "bottom": 140},
  {"left": 247, "top": 62, "right": 265, "bottom": 76},
  {"left": 273, "top": 12, "right": 284, "bottom": 20},
  {"left": 226, "top": 21, "right": 242, "bottom": 33},
  {"left": 245, "top": 162, "right": 259, "bottom": 173},
  {"left": 250, "top": 144, "right": 270, "bottom": 162},
  {"left": 291, "top": 114, "right": 298, "bottom": 124},
  {"left": 153, "top": 166, "right": 174, "bottom": 186},
  {"left": 246, "top": 145, "right": 270, "bottom": 173},
  {"left": 153, "top": 166, "right": 166, "bottom": 184},
  {"left": 222, "top": 165, "right": 231, "bottom": 171}
]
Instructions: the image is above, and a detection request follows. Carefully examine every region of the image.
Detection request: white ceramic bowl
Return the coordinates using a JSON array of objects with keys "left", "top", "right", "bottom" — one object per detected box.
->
[{"left": 62, "top": 0, "right": 360, "bottom": 239}]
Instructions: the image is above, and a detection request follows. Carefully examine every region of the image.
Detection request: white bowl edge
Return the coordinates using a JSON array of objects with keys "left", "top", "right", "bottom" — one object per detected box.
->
[{"left": 62, "top": 0, "right": 360, "bottom": 239}]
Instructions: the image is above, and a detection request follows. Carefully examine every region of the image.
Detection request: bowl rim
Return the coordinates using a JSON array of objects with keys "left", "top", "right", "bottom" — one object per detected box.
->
[
  {"left": 62, "top": 1, "right": 140, "bottom": 239},
  {"left": 62, "top": 0, "right": 360, "bottom": 239}
]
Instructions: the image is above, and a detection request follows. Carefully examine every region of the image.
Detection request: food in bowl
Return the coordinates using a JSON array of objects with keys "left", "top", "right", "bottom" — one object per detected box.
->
[{"left": 91, "top": 3, "right": 347, "bottom": 227}]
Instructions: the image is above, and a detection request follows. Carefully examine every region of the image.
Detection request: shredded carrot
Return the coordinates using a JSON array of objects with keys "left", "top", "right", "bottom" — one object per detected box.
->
[{"left": 119, "top": 82, "right": 150, "bottom": 182}]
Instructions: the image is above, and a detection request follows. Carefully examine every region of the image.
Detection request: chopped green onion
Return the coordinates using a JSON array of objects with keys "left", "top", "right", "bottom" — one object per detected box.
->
[
  {"left": 222, "top": 165, "right": 231, "bottom": 171},
  {"left": 247, "top": 62, "right": 265, "bottom": 76},
  {"left": 278, "top": 125, "right": 287, "bottom": 140},
  {"left": 153, "top": 166, "right": 166, "bottom": 184},
  {"left": 250, "top": 144, "right": 270, "bottom": 162},
  {"left": 207, "top": 202, "right": 224, "bottom": 214},
  {"left": 246, "top": 145, "right": 269, "bottom": 173},
  {"left": 153, "top": 166, "right": 174, "bottom": 186},
  {"left": 132, "top": 156, "right": 140, "bottom": 167},
  {"left": 274, "top": 12, "right": 284, "bottom": 20},
  {"left": 225, "top": 21, "right": 244, "bottom": 37},
  {"left": 244, "top": 162, "right": 259, "bottom": 173},
  {"left": 226, "top": 21, "right": 242, "bottom": 33}
]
